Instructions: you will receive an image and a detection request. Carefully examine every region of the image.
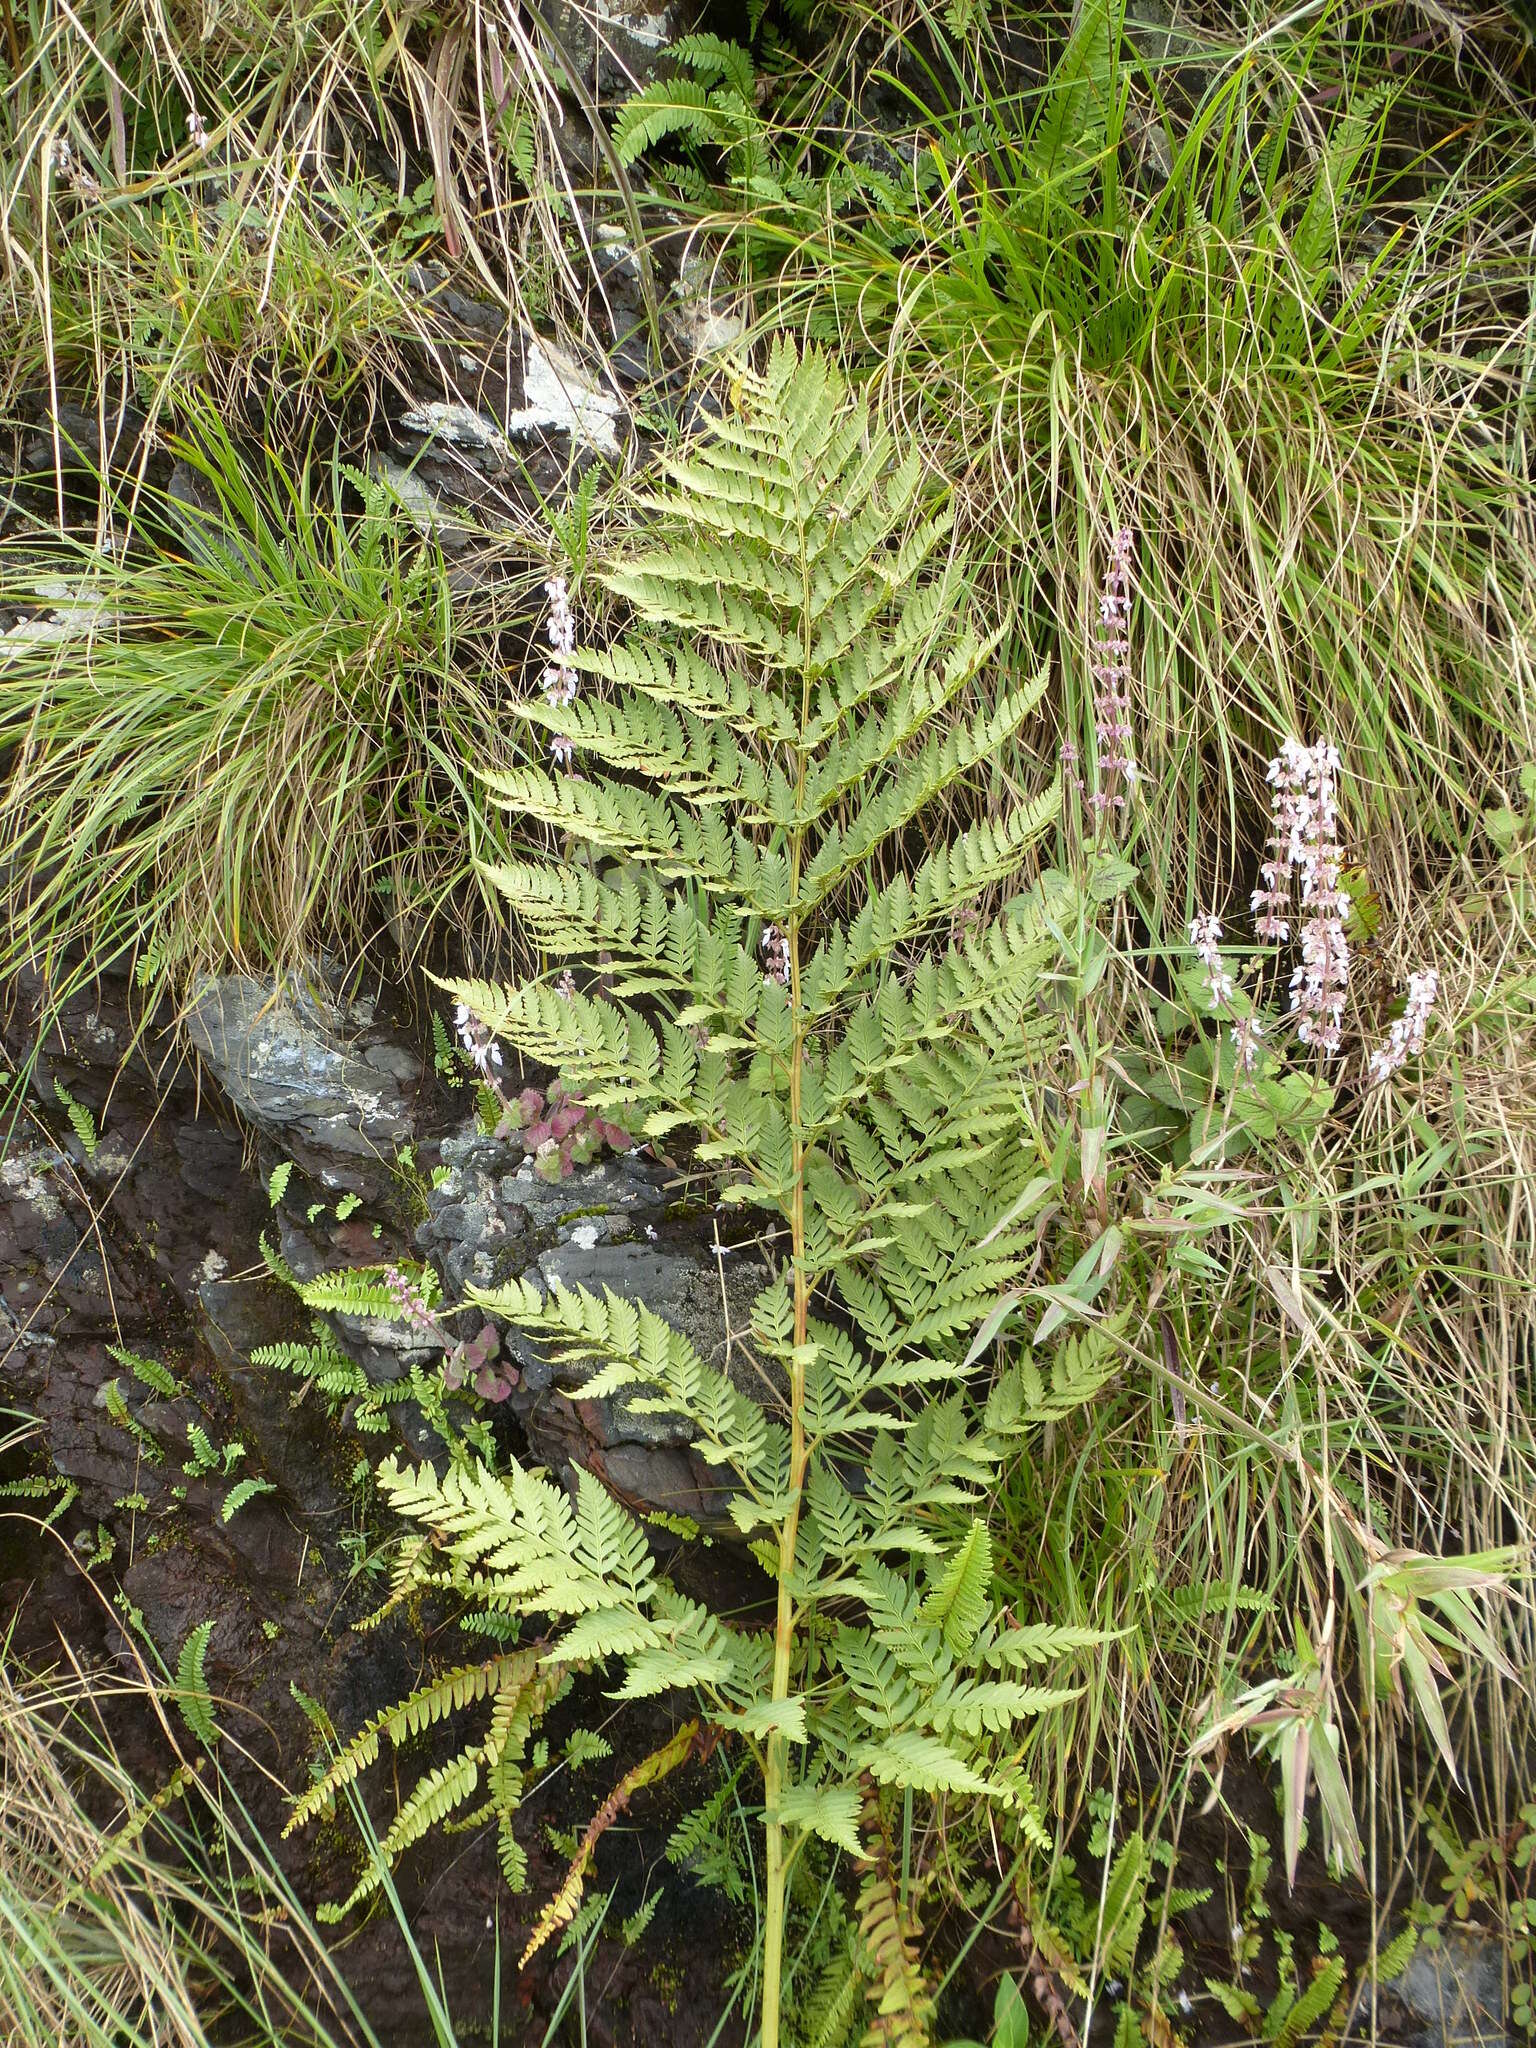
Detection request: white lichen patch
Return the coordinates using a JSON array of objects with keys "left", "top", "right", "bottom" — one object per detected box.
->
[
  {"left": 402, "top": 338, "right": 625, "bottom": 462},
  {"left": 84, "top": 1138, "right": 134, "bottom": 1178},
  {"left": 508, "top": 338, "right": 625, "bottom": 459},
  {"left": 2, "top": 578, "right": 112, "bottom": 648},
  {"left": 396, "top": 400, "right": 509, "bottom": 457},
  {"left": 609, "top": 6, "right": 671, "bottom": 48},
  {"left": 0, "top": 1148, "right": 65, "bottom": 1219}
]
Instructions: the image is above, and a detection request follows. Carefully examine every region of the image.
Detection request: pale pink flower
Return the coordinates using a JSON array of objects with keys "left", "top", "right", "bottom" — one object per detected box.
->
[
  {"left": 1230, "top": 1015, "right": 1264, "bottom": 1074},
  {"left": 1366, "top": 969, "right": 1438, "bottom": 1085},
  {"left": 1189, "top": 914, "right": 1235, "bottom": 1008},
  {"left": 382, "top": 1264, "right": 440, "bottom": 1340},
  {"left": 1253, "top": 739, "right": 1350, "bottom": 1054},
  {"left": 51, "top": 137, "right": 100, "bottom": 199},
  {"left": 541, "top": 573, "right": 579, "bottom": 711},
  {"left": 1086, "top": 527, "right": 1138, "bottom": 819},
  {"left": 454, "top": 1001, "right": 503, "bottom": 1076},
  {"left": 760, "top": 924, "right": 790, "bottom": 987}
]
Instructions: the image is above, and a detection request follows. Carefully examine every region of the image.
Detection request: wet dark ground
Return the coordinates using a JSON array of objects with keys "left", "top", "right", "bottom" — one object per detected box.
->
[
  {"left": 0, "top": 969, "right": 1514, "bottom": 2047},
  {"left": 0, "top": 969, "right": 755, "bottom": 2046}
]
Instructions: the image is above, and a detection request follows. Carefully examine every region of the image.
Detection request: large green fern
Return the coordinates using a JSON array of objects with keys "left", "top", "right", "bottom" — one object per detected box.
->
[{"left": 292, "top": 342, "right": 1111, "bottom": 2047}]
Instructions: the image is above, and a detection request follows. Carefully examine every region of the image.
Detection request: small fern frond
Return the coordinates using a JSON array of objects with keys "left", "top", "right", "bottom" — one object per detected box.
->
[
  {"left": 318, "top": 1750, "right": 483, "bottom": 1921},
  {"left": 221, "top": 1476, "right": 275, "bottom": 1521},
  {"left": 53, "top": 1078, "right": 98, "bottom": 1157},
  {"left": 521, "top": 1719, "right": 701, "bottom": 1967},
  {"left": 612, "top": 80, "right": 717, "bottom": 166},
  {"left": 174, "top": 1621, "right": 217, "bottom": 1745},
  {"left": 800, "top": 1938, "right": 868, "bottom": 2048}
]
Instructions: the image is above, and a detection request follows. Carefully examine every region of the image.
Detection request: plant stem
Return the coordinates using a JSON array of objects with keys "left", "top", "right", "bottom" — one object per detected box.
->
[
  {"left": 762, "top": 742, "right": 812, "bottom": 2046},
  {"left": 761, "top": 1041, "right": 808, "bottom": 2047}
]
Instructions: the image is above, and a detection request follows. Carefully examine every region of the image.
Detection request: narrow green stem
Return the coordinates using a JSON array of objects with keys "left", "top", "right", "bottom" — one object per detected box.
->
[
  {"left": 763, "top": 691, "right": 812, "bottom": 2047},
  {"left": 761, "top": 1019, "right": 808, "bottom": 2048}
]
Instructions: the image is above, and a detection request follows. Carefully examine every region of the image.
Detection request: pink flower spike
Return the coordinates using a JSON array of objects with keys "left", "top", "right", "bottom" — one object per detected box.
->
[
  {"left": 1366, "top": 967, "right": 1438, "bottom": 1085},
  {"left": 1086, "top": 527, "right": 1139, "bottom": 823},
  {"left": 1258, "top": 738, "right": 1350, "bottom": 1056},
  {"left": 1189, "top": 914, "right": 1236, "bottom": 1010}
]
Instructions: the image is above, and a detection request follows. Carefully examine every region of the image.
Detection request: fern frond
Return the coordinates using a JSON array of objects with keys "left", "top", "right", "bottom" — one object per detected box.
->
[
  {"left": 800, "top": 1938, "right": 868, "bottom": 2048},
  {"left": 53, "top": 1078, "right": 98, "bottom": 1157},
  {"left": 856, "top": 1786, "right": 933, "bottom": 2048},
  {"left": 284, "top": 1652, "right": 536, "bottom": 1836},
  {"left": 174, "top": 1622, "right": 216, "bottom": 1745},
  {"left": 299, "top": 343, "right": 1085, "bottom": 1992},
  {"left": 612, "top": 79, "right": 717, "bottom": 165},
  {"left": 521, "top": 1720, "right": 700, "bottom": 1967},
  {"left": 318, "top": 1750, "right": 483, "bottom": 1920}
]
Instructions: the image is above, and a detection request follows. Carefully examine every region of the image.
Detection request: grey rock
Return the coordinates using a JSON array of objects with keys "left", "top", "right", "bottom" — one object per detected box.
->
[
  {"left": 601, "top": 1441, "right": 719, "bottom": 1525},
  {"left": 406, "top": 265, "right": 507, "bottom": 337},
  {"left": 519, "top": 1234, "right": 757, "bottom": 1451},
  {"left": 663, "top": 254, "right": 746, "bottom": 366},
  {"left": 363, "top": 1042, "right": 426, "bottom": 1083},
  {"left": 400, "top": 332, "right": 625, "bottom": 462},
  {"left": 1390, "top": 1927, "right": 1510, "bottom": 2048},
  {"left": 382, "top": 318, "right": 628, "bottom": 540},
  {"left": 411, "top": 1121, "right": 771, "bottom": 1525},
  {"left": 21, "top": 399, "right": 154, "bottom": 484},
  {"left": 368, "top": 452, "right": 478, "bottom": 553},
  {"left": 541, "top": 0, "right": 679, "bottom": 93},
  {"left": 415, "top": 1136, "right": 671, "bottom": 1298},
  {"left": 183, "top": 973, "right": 421, "bottom": 1193}
]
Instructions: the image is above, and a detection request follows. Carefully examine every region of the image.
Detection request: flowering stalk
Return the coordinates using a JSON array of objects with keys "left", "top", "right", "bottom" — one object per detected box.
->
[
  {"left": 1086, "top": 527, "right": 1139, "bottom": 821},
  {"left": 50, "top": 136, "right": 101, "bottom": 200},
  {"left": 542, "top": 573, "right": 580, "bottom": 771},
  {"left": 455, "top": 1001, "right": 504, "bottom": 1082},
  {"left": 1188, "top": 913, "right": 1264, "bottom": 1072},
  {"left": 1189, "top": 915, "right": 1235, "bottom": 1008},
  {"left": 1252, "top": 738, "right": 1350, "bottom": 1055},
  {"left": 1366, "top": 969, "right": 1438, "bottom": 1086},
  {"left": 1228, "top": 1015, "right": 1265, "bottom": 1075}
]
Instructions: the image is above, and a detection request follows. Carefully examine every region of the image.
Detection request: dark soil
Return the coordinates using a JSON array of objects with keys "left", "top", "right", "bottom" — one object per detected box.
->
[{"left": 0, "top": 967, "right": 751, "bottom": 2046}]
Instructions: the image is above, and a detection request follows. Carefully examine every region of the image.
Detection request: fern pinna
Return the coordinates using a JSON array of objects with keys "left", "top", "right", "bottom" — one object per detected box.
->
[{"left": 290, "top": 343, "right": 1108, "bottom": 2043}]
